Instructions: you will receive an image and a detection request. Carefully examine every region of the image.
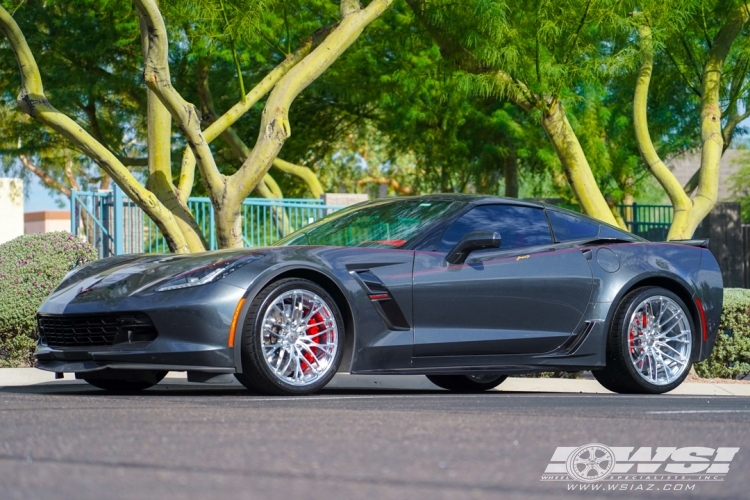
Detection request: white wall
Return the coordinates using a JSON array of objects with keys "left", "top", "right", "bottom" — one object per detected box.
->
[
  {"left": 322, "top": 193, "right": 369, "bottom": 207},
  {"left": 0, "top": 178, "right": 24, "bottom": 245}
]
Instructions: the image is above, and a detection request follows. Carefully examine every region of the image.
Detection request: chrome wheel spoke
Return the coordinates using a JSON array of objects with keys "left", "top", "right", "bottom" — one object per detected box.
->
[
  {"left": 300, "top": 327, "right": 335, "bottom": 340},
  {"left": 658, "top": 341, "right": 685, "bottom": 359},
  {"left": 627, "top": 295, "right": 691, "bottom": 386},
  {"left": 260, "top": 288, "right": 338, "bottom": 387}
]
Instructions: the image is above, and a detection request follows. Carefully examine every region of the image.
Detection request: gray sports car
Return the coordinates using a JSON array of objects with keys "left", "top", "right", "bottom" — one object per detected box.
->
[{"left": 35, "top": 195, "right": 722, "bottom": 395}]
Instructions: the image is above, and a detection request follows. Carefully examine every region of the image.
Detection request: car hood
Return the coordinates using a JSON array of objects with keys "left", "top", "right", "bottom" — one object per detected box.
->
[{"left": 45, "top": 249, "right": 262, "bottom": 305}]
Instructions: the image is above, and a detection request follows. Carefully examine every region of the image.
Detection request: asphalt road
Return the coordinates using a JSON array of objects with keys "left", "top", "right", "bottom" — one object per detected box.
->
[{"left": 1, "top": 383, "right": 749, "bottom": 500}]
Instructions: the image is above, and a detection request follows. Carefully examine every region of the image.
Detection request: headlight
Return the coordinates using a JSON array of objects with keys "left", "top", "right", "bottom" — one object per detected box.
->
[{"left": 156, "top": 255, "right": 259, "bottom": 292}]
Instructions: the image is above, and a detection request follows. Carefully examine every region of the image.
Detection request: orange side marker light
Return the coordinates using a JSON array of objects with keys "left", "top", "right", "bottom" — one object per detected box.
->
[{"left": 229, "top": 297, "right": 246, "bottom": 347}]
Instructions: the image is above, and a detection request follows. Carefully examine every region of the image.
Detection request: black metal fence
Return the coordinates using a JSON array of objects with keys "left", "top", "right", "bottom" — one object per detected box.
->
[
  {"left": 617, "top": 203, "right": 672, "bottom": 242},
  {"left": 694, "top": 202, "right": 745, "bottom": 288}
]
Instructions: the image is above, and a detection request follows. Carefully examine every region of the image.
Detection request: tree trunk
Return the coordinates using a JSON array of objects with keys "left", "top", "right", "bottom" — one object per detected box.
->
[
  {"left": 632, "top": 22, "right": 693, "bottom": 240},
  {"left": 540, "top": 101, "right": 618, "bottom": 226},
  {"left": 215, "top": 202, "right": 244, "bottom": 249},
  {"left": 503, "top": 153, "right": 518, "bottom": 198},
  {"left": 633, "top": 11, "right": 749, "bottom": 239},
  {"left": 688, "top": 6, "right": 750, "bottom": 236},
  {"left": 142, "top": 75, "right": 208, "bottom": 252}
]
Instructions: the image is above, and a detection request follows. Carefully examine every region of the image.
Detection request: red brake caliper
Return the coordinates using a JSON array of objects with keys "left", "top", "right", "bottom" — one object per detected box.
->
[
  {"left": 301, "top": 311, "right": 326, "bottom": 371},
  {"left": 630, "top": 312, "right": 647, "bottom": 367}
]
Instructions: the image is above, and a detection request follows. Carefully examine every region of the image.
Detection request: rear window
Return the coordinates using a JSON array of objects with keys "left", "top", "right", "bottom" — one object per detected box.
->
[{"left": 547, "top": 210, "right": 600, "bottom": 242}]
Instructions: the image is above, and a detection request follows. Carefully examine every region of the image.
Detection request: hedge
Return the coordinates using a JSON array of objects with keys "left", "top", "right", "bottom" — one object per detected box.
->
[
  {"left": 0, "top": 232, "right": 97, "bottom": 367},
  {"left": 695, "top": 288, "right": 750, "bottom": 379}
]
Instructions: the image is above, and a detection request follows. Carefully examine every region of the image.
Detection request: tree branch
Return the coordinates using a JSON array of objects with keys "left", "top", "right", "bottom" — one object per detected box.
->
[
  {"left": 0, "top": 5, "right": 189, "bottom": 253},
  {"left": 691, "top": 4, "right": 750, "bottom": 233},
  {"left": 177, "top": 38, "right": 317, "bottom": 202},
  {"left": 272, "top": 158, "right": 324, "bottom": 198},
  {"left": 63, "top": 155, "right": 80, "bottom": 192},
  {"left": 357, "top": 176, "right": 412, "bottom": 195},
  {"left": 632, "top": 21, "right": 692, "bottom": 239},
  {"left": 139, "top": 13, "right": 208, "bottom": 253},
  {"left": 193, "top": 62, "right": 296, "bottom": 199},
  {"left": 133, "top": 0, "right": 226, "bottom": 203},
  {"left": 663, "top": 47, "right": 702, "bottom": 97},
  {"left": 19, "top": 154, "right": 71, "bottom": 197},
  {"left": 230, "top": 0, "right": 394, "bottom": 211},
  {"left": 341, "top": 0, "right": 361, "bottom": 17}
]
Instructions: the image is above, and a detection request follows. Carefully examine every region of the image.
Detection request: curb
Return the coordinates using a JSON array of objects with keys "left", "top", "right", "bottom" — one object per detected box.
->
[{"left": 1, "top": 368, "right": 749, "bottom": 395}]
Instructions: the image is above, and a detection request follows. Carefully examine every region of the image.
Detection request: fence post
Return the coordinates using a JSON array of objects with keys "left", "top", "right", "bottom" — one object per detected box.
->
[
  {"left": 113, "top": 185, "right": 124, "bottom": 255},
  {"left": 209, "top": 204, "right": 216, "bottom": 250},
  {"left": 632, "top": 202, "right": 639, "bottom": 235},
  {"left": 70, "top": 190, "right": 77, "bottom": 235}
]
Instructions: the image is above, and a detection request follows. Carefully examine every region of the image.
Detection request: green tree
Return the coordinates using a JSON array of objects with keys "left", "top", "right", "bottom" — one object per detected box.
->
[
  {"left": 632, "top": 0, "right": 750, "bottom": 239},
  {"left": 404, "top": 0, "right": 628, "bottom": 225},
  {"left": 0, "top": 0, "right": 393, "bottom": 251}
]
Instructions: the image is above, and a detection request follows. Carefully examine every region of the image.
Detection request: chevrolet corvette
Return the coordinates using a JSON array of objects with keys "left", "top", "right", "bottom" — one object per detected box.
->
[{"left": 35, "top": 195, "right": 723, "bottom": 395}]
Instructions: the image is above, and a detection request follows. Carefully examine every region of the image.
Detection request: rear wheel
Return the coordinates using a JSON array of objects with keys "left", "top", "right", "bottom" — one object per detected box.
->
[
  {"left": 77, "top": 370, "right": 167, "bottom": 392},
  {"left": 427, "top": 374, "right": 507, "bottom": 392},
  {"left": 593, "top": 287, "right": 694, "bottom": 394},
  {"left": 235, "top": 278, "right": 344, "bottom": 396}
]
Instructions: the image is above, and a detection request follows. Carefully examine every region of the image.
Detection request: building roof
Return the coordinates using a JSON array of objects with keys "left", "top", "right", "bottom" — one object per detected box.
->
[{"left": 668, "top": 149, "right": 750, "bottom": 201}]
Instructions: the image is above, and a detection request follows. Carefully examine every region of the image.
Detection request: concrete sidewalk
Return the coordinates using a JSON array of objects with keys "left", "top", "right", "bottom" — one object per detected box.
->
[{"left": 2, "top": 367, "right": 750, "bottom": 395}]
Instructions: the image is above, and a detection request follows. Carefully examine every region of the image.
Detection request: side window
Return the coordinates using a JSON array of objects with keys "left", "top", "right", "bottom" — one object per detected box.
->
[
  {"left": 547, "top": 210, "right": 600, "bottom": 242},
  {"left": 437, "top": 205, "right": 552, "bottom": 252}
]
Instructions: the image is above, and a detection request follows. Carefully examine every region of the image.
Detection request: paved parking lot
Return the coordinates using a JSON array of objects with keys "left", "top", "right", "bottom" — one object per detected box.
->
[{"left": 1, "top": 380, "right": 749, "bottom": 499}]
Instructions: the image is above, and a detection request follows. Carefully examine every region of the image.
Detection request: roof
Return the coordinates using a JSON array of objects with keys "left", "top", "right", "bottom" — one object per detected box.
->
[{"left": 363, "top": 193, "right": 546, "bottom": 208}]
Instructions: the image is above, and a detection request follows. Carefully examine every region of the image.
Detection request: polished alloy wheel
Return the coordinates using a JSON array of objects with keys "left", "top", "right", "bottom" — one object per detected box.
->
[
  {"left": 627, "top": 295, "right": 692, "bottom": 386},
  {"left": 260, "top": 289, "right": 339, "bottom": 386}
]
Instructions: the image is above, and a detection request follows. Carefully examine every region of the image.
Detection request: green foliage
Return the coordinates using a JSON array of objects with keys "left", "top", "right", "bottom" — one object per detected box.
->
[
  {"left": 4, "top": 0, "right": 750, "bottom": 225},
  {"left": 0, "top": 232, "right": 98, "bottom": 367},
  {"left": 0, "top": 0, "right": 146, "bottom": 191},
  {"left": 695, "top": 288, "right": 750, "bottom": 379}
]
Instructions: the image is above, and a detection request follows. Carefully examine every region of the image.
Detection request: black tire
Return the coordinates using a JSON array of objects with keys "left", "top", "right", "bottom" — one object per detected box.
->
[
  {"left": 427, "top": 374, "right": 507, "bottom": 392},
  {"left": 235, "top": 278, "right": 345, "bottom": 396},
  {"left": 77, "top": 370, "right": 167, "bottom": 392},
  {"left": 593, "top": 287, "right": 695, "bottom": 394}
]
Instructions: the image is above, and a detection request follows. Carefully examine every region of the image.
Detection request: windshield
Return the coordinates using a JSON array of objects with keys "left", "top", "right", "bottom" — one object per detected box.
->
[{"left": 275, "top": 200, "right": 461, "bottom": 248}]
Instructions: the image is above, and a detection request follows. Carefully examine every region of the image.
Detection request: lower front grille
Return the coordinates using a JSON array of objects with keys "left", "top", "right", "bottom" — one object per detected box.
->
[{"left": 37, "top": 313, "right": 157, "bottom": 347}]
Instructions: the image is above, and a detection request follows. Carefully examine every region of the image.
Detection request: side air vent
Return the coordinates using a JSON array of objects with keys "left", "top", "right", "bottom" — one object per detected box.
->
[
  {"left": 351, "top": 270, "right": 410, "bottom": 331},
  {"left": 566, "top": 320, "right": 598, "bottom": 354}
]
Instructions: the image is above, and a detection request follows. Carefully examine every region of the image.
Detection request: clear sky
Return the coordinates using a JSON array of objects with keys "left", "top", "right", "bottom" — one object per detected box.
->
[{"left": 23, "top": 175, "right": 69, "bottom": 212}]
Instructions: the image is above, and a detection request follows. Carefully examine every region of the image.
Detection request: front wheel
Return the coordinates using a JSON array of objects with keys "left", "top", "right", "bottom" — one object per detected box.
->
[
  {"left": 77, "top": 370, "right": 167, "bottom": 392},
  {"left": 593, "top": 287, "right": 694, "bottom": 394},
  {"left": 427, "top": 374, "right": 507, "bottom": 392},
  {"left": 235, "top": 278, "right": 344, "bottom": 396}
]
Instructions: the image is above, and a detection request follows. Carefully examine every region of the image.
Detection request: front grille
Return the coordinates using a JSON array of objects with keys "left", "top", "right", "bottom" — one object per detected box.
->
[{"left": 37, "top": 313, "right": 157, "bottom": 347}]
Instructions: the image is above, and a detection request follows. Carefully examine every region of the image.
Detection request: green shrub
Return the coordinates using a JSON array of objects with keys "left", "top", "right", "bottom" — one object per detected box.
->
[
  {"left": 0, "top": 232, "right": 97, "bottom": 367},
  {"left": 695, "top": 288, "right": 750, "bottom": 379}
]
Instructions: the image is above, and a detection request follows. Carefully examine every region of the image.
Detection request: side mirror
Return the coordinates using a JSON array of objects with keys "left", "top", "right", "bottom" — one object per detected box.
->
[{"left": 445, "top": 231, "right": 501, "bottom": 265}]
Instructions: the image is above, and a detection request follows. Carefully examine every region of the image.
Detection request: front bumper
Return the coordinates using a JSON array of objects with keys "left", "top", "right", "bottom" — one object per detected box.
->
[{"left": 35, "top": 282, "right": 245, "bottom": 374}]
